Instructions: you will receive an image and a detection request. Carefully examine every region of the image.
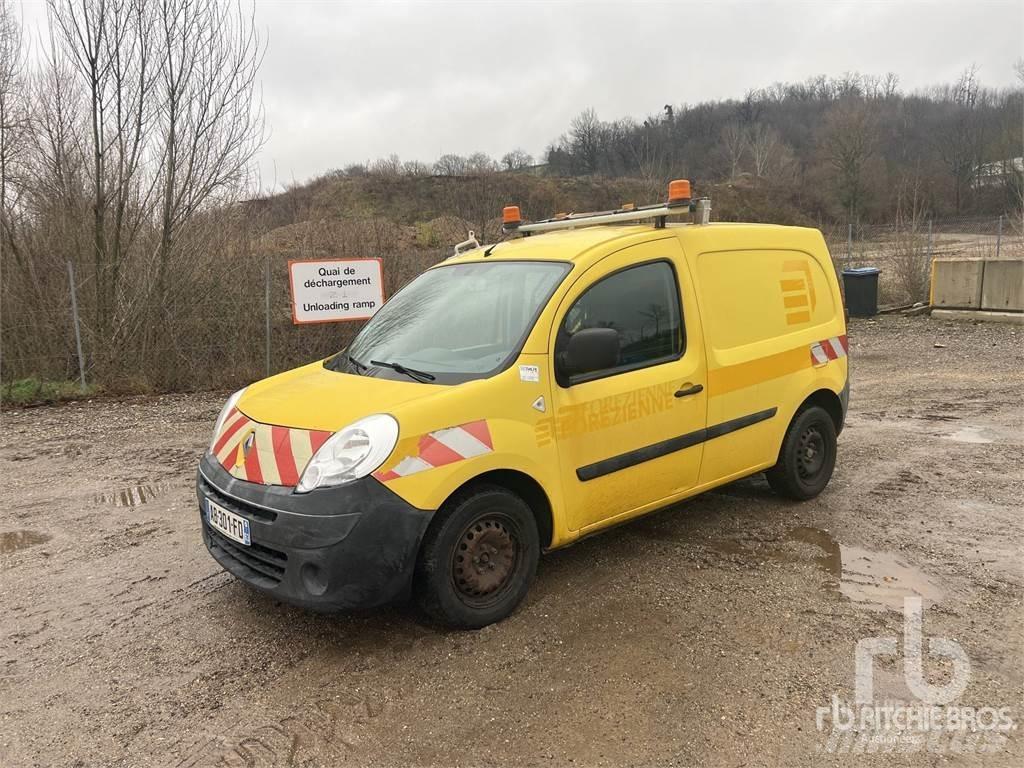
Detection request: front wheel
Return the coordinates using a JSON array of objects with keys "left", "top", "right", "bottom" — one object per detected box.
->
[
  {"left": 766, "top": 405, "right": 837, "bottom": 500},
  {"left": 415, "top": 485, "right": 539, "bottom": 629}
]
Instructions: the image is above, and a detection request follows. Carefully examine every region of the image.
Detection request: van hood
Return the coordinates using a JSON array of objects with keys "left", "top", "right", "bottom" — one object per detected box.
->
[{"left": 237, "top": 360, "right": 436, "bottom": 432}]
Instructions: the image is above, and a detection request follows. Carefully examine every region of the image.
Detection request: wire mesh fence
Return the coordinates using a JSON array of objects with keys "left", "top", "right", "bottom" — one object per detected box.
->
[
  {"left": 823, "top": 214, "right": 1024, "bottom": 306},
  {"left": 2, "top": 212, "right": 1021, "bottom": 395},
  {"left": 1, "top": 226, "right": 449, "bottom": 395}
]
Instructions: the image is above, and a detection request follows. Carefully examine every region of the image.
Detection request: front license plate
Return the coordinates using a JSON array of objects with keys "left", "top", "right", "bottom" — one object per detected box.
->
[{"left": 206, "top": 499, "right": 251, "bottom": 546}]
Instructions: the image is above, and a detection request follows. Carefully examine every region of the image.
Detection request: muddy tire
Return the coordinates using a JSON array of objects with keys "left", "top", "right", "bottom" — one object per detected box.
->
[
  {"left": 415, "top": 485, "right": 539, "bottom": 629},
  {"left": 766, "top": 405, "right": 837, "bottom": 501}
]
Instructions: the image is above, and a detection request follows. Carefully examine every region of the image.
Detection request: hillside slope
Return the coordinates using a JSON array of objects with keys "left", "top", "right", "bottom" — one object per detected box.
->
[{"left": 248, "top": 173, "right": 821, "bottom": 250}]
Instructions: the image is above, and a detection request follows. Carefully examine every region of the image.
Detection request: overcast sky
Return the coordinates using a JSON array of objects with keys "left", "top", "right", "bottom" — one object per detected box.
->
[{"left": 18, "top": 0, "right": 1024, "bottom": 188}]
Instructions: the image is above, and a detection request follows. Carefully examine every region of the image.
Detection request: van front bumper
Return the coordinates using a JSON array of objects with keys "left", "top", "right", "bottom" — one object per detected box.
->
[{"left": 196, "top": 452, "right": 434, "bottom": 612}]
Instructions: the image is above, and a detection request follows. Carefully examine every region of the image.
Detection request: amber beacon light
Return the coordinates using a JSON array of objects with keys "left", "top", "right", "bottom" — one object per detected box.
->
[
  {"left": 502, "top": 205, "right": 523, "bottom": 229},
  {"left": 667, "top": 179, "right": 691, "bottom": 206}
]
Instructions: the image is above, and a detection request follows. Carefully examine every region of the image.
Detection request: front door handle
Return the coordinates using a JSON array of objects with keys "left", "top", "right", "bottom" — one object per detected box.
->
[{"left": 674, "top": 383, "right": 704, "bottom": 398}]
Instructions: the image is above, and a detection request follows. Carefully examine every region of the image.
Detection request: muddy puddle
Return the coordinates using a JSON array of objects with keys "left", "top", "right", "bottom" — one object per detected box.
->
[
  {"left": 712, "top": 526, "right": 944, "bottom": 611},
  {"left": 94, "top": 484, "right": 168, "bottom": 507},
  {"left": 853, "top": 415, "right": 1007, "bottom": 446},
  {"left": 1, "top": 530, "right": 52, "bottom": 555},
  {"left": 944, "top": 426, "right": 994, "bottom": 444}
]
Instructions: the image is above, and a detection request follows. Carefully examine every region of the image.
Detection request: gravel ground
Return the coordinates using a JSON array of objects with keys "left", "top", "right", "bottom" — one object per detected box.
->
[{"left": 1, "top": 315, "right": 1022, "bottom": 767}]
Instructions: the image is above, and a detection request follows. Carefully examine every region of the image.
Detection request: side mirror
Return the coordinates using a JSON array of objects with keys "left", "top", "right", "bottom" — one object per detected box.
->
[{"left": 561, "top": 327, "right": 620, "bottom": 379}]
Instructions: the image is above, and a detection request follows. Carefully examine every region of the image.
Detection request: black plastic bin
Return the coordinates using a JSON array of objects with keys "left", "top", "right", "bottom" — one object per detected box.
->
[{"left": 841, "top": 267, "right": 881, "bottom": 317}]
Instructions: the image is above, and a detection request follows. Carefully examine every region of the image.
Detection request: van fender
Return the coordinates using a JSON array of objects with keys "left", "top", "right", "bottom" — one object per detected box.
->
[
  {"left": 370, "top": 417, "right": 563, "bottom": 524},
  {"left": 778, "top": 365, "right": 848, "bottom": 437}
]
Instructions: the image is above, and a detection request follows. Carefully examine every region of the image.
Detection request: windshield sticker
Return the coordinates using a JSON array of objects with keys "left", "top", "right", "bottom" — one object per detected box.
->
[
  {"left": 519, "top": 364, "right": 540, "bottom": 383},
  {"left": 373, "top": 420, "right": 493, "bottom": 482}
]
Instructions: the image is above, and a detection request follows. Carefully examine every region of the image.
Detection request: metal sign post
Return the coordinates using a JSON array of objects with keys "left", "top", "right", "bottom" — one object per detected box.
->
[
  {"left": 927, "top": 219, "right": 933, "bottom": 264},
  {"left": 846, "top": 223, "right": 852, "bottom": 269},
  {"left": 265, "top": 257, "right": 271, "bottom": 377},
  {"left": 66, "top": 260, "right": 86, "bottom": 391}
]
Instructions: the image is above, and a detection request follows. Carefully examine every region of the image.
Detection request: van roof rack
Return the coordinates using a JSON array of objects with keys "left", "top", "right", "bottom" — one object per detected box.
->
[{"left": 501, "top": 179, "right": 710, "bottom": 236}]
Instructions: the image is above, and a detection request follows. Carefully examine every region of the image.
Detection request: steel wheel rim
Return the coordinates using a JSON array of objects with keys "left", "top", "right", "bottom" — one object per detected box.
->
[
  {"left": 451, "top": 513, "right": 521, "bottom": 608},
  {"left": 797, "top": 425, "right": 826, "bottom": 479}
]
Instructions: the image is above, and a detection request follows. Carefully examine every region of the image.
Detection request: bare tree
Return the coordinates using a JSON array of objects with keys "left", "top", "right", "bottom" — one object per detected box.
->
[
  {"left": 720, "top": 122, "right": 747, "bottom": 181},
  {"left": 737, "top": 89, "right": 764, "bottom": 124},
  {"left": 401, "top": 159, "right": 431, "bottom": 177},
  {"left": 822, "top": 98, "right": 878, "bottom": 220},
  {"left": 151, "top": 0, "right": 265, "bottom": 300},
  {"left": 433, "top": 153, "right": 466, "bottom": 176},
  {"left": 0, "top": 0, "right": 27, "bottom": 252},
  {"left": 748, "top": 123, "right": 782, "bottom": 177},
  {"left": 0, "top": 0, "right": 29, "bottom": 380},
  {"left": 500, "top": 148, "right": 532, "bottom": 171},
  {"left": 629, "top": 123, "right": 666, "bottom": 192},
  {"left": 465, "top": 151, "right": 497, "bottom": 174},
  {"left": 49, "top": 0, "right": 122, "bottom": 342},
  {"left": 369, "top": 154, "right": 402, "bottom": 177},
  {"left": 934, "top": 66, "right": 985, "bottom": 214},
  {"left": 45, "top": 0, "right": 164, "bottom": 362},
  {"left": 881, "top": 72, "right": 900, "bottom": 99},
  {"left": 569, "top": 108, "right": 602, "bottom": 174}
]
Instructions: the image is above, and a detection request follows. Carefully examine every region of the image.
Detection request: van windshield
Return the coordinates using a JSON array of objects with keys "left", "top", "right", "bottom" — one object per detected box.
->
[{"left": 326, "top": 260, "right": 571, "bottom": 384}]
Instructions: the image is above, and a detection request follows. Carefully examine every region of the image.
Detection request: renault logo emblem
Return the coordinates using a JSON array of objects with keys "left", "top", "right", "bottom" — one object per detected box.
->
[{"left": 234, "top": 430, "right": 256, "bottom": 468}]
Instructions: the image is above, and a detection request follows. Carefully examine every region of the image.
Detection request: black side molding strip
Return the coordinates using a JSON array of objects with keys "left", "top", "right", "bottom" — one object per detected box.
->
[{"left": 576, "top": 407, "right": 778, "bottom": 482}]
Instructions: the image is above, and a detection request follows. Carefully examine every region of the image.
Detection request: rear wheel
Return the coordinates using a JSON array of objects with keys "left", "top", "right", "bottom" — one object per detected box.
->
[
  {"left": 766, "top": 405, "right": 837, "bottom": 500},
  {"left": 415, "top": 485, "right": 539, "bottom": 629}
]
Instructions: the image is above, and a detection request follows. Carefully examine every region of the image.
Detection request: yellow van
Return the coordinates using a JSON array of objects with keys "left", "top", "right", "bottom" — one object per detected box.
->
[{"left": 197, "top": 181, "right": 849, "bottom": 628}]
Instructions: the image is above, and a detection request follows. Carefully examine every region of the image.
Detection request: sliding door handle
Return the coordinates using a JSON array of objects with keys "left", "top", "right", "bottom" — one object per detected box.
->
[{"left": 674, "top": 383, "right": 704, "bottom": 398}]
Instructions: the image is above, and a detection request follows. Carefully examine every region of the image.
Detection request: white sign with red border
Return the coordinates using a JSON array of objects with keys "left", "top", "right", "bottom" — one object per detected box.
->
[{"left": 288, "top": 258, "right": 384, "bottom": 324}]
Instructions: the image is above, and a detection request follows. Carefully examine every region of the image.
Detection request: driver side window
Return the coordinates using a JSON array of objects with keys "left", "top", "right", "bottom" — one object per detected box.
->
[{"left": 559, "top": 261, "right": 684, "bottom": 380}]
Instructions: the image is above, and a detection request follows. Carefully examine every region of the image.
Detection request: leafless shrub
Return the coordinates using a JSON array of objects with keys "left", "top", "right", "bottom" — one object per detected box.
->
[{"left": 884, "top": 179, "right": 931, "bottom": 303}]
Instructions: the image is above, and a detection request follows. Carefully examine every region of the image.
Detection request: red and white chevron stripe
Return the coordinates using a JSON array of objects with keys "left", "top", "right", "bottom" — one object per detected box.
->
[
  {"left": 810, "top": 334, "right": 849, "bottom": 365},
  {"left": 212, "top": 407, "right": 331, "bottom": 486},
  {"left": 374, "top": 420, "right": 493, "bottom": 482}
]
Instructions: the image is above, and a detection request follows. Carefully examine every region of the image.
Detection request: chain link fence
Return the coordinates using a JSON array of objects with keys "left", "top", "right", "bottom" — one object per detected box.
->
[
  {"left": 823, "top": 214, "right": 1024, "bottom": 306},
  {"left": 3, "top": 211, "right": 1022, "bottom": 398},
  {"left": 0, "top": 217, "right": 451, "bottom": 398}
]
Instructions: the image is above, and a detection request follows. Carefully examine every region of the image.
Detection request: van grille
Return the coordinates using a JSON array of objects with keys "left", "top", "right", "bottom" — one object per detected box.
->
[{"left": 205, "top": 525, "right": 287, "bottom": 585}]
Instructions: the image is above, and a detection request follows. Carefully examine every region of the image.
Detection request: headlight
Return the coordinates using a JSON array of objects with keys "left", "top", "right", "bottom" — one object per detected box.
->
[
  {"left": 209, "top": 388, "right": 246, "bottom": 452},
  {"left": 296, "top": 414, "right": 399, "bottom": 493}
]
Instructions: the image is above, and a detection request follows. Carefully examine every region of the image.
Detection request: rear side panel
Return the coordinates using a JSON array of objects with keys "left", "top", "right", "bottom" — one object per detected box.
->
[{"left": 682, "top": 227, "right": 847, "bottom": 485}]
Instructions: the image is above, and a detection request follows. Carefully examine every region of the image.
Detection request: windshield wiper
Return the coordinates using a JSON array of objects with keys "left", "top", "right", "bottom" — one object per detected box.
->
[
  {"left": 370, "top": 360, "right": 436, "bottom": 383},
  {"left": 347, "top": 353, "right": 368, "bottom": 373}
]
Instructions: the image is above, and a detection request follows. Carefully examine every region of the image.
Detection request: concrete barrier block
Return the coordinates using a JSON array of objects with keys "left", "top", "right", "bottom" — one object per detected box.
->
[
  {"left": 981, "top": 259, "right": 1024, "bottom": 312},
  {"left": 932, "top": 260, "right": 984, "bottom": 309}
]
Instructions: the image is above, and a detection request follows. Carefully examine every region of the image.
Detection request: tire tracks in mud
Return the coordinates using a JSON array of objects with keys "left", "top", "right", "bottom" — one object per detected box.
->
[{"left": 170, "top": 694, "right": 383, "bottom": 768}]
